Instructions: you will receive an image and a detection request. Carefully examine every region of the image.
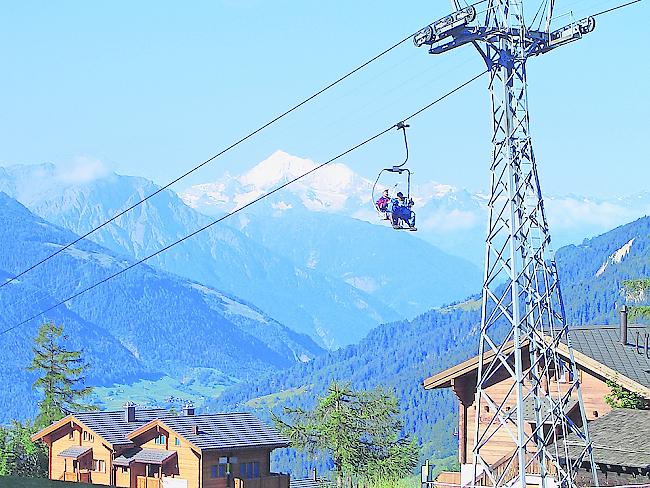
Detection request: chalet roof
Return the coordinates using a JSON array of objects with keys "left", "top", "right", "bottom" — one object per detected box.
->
[
  {"left": 157, "top": 412, "right": 289, "bottom": 451},
  {"left": 570, "top": 326, "right": 650, "bottom": 390},
  {"left": 73, "top": 409, "right": 167, "bottom": 446},
  {"left": 561, "top": 408, "right": 650, "bottom": 469},
  {"left": 57, "top": 446, "right": 92, "bottom": 459},
  {"left": 33, "top": 408, "right": 288, "bottom": 452},
  {"left": 424, "top": 325, "right": 650, "bottom": 397},
  {"left": 113, "top": 447, "right": 176, "bottom": 467}
]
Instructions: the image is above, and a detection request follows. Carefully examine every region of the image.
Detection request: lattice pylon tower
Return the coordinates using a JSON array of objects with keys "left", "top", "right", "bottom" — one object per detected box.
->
[
  {"left": 414, "top": 1, "right": 599, "bottom": 487},
  {"left": 471, "top": 2, "right": 596, "bottom": 488}
]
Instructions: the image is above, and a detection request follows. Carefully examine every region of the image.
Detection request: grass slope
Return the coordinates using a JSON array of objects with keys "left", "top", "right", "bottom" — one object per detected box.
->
[{"left": 0, "top": 477, "right": 103, "bottom": 487}]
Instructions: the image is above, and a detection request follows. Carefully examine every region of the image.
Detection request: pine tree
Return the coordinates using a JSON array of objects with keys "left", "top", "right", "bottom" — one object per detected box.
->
[
  {"left": 27, "top": 321, "right": 94, "bottom": 428},
  {"left": 273, "top": 382, "right": 418, "bottom": 485}
]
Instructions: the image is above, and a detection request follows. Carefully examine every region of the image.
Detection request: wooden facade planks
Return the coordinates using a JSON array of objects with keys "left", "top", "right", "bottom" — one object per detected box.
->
[
  {"left": 453, "top": 367, "right": 615, "bottom": 466},
  {"left": 47, "top": 420, "right": 113, "bottom": 485}
]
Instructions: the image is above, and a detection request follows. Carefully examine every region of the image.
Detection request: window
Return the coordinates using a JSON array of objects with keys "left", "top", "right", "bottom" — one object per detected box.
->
[
  {"left": 92, "top": 459, "right": 105, "bottom": 473},
  {"left": 154, "top": 434, "right": 166, "bottom": 445},
  {"left": 82, "top": 431, "right": 94, "bottom": 442},
  {"left": 240, "top": 462, "right": 260, "bottom": 479},
  {"left": 211, "top": 464, "right": 227, "bottom": 478},
  {"left": 175, "top": 437, "right": 181, "bottom": 446}
]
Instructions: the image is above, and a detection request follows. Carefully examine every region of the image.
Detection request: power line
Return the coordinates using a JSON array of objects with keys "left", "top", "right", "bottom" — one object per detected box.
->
[
  {"left": 0, "top": 70, "right": 488, "bottom": 337},
  {"left": 0, "top": 24, "right": 429, "bottom": 292}
]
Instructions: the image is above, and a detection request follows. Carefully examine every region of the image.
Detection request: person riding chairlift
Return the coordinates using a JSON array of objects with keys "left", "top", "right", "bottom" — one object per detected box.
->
[
  {"left": 376, "top": 189, "right": 391, "bottom": 213},
  {"left": 390, "top": 192, "right": 416, "bottom": 231}
]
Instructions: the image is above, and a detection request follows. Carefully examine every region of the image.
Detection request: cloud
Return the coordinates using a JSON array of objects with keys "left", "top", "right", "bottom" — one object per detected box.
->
[
  {"left": 420, "top": 209, "right": 481, "bottom": 233},
  {"left": 544, "top": 197, "right": 640, "bottom": 230},
  {"left": 56, "top": 156, "right": 113, "bottom": 184}
]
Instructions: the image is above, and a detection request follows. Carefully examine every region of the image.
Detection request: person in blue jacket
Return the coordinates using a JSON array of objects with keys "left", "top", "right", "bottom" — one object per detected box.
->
[{"left": 391, "top": 192, "right": 416, "bottom": 230}]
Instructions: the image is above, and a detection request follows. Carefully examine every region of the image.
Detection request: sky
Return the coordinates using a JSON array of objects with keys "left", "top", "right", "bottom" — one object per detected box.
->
[{"left": 0, "top": 0, "right": 647, "bottom": 198}]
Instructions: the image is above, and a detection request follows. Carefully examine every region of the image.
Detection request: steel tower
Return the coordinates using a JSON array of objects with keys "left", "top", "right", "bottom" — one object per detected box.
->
[{"left": 415, "top": 1, "right": 597, "bottom": 487}]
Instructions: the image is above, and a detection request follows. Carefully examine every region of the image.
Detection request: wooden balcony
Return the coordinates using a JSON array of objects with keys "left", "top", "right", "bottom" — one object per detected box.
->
[
  {"left": 234, "top": 473, "right": 290, "bottom": 488},
  {"left": 58, "top": 471, "right": 91, "bottom": 483},
  {"left": 137, "top": 476, "right": 162, "bottom": 488},
  {"left": 60, "top": 471, "right": 78, "bottom": 482},
  {"left": 424, "top": 470, "right": 462, "bottom": 488}
]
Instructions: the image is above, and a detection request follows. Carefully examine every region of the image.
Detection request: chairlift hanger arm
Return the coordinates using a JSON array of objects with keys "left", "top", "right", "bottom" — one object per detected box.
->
[{"left": 393, "top": 121, "right": 410, "bottom": 169}]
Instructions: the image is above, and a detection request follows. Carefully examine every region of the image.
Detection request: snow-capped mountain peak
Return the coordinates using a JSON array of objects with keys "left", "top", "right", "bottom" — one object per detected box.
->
[
  {"left": 181, "top": 150, "right": 374, "bottom": 215},
  {"left": 240, "top": 150, "right": 316, "bottom": 187}
]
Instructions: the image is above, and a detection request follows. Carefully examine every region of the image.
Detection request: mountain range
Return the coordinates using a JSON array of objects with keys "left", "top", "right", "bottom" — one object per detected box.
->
[
  {"left": 1, "top": 151, "right": 649, "bottom": 476},
  {"left": 0, "top": 160, "right": 481, "bottom": 348},
  {"left": 181, "top": 150, "right": 650, "bottom": 267},
  {"left": 0, "top": 192, "right": 323, "bottom": 422}
]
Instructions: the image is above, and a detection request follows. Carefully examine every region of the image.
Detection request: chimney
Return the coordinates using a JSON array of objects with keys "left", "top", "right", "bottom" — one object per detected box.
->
[
  {"left": 620, "top": 305, "right": 628, "bottom": 345},
  {"left": 191, "top": 425, "right": 199, "bottom": 435},
  {"left": 124, "top": 402, "right": 136, "bottom": 423},
  {"left": 182, "top": 402, "right": 195, "bottom": 417}
]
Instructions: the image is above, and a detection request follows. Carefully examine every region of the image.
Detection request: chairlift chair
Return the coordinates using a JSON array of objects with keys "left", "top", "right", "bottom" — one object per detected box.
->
[{"left": 371, "top": 121, "right": 416, "bottom": 231}]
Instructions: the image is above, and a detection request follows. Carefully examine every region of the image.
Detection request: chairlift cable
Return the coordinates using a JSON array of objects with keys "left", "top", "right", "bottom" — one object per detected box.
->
[
  {"left": 592, "top": 0, "right": 642, "bottom": 16},
  {"left": 0, "top": 70, "right": 488, "bottom": 336},
  {"left": 0, "top": 22, "right": 435, "bottom": 292}
]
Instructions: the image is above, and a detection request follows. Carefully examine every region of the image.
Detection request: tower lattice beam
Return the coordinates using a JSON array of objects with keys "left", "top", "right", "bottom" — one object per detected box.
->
[{"left": 415, "top": 1, "right": 598, "bottom": 487}]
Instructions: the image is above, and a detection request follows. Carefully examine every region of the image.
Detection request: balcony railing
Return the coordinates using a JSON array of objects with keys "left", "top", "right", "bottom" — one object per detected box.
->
[
  {"left": 234, "top": 473, "right": 290, "bottom": 488},
  {"left": 475, "top": 452, "right": 558, "bottom": 487},
  {"left": 136, "top": 476, "right": 162, "bottom": 488},
  {"left": 60, "top": 471, "right": 78, "bottom": 482}
]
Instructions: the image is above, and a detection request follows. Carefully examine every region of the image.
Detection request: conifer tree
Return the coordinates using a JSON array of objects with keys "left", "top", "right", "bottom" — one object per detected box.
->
[
  {"left": 622, "top": 278, "right": 650, "bottom": 320},
  {"left": 28, "top": 321, "right": 93, "bottom": 428},
  {"left": 273, "top": 382, "right": 418, "bottom": 485}
]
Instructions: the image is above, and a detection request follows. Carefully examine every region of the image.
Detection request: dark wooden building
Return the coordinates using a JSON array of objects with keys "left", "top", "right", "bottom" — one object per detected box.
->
[{"left": 423, "top": 324, "right": 650, "bottom": 487}]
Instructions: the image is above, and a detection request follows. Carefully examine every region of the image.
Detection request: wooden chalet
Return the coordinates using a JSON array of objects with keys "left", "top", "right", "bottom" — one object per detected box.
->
[
  {"left": 423, "top": 317, "right": 650, "bottom": 487},
  {"left": 32, "top": 403, "right": 290, "bottom": 488}
]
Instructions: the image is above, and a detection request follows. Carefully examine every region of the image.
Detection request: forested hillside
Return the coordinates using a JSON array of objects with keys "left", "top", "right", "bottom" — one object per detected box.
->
[
  {"left": 556, "top": 216, "right": 650, "bottom": 324},
  {"left": 0, "top": 192, "right": 323, "bottom": 422},
  {"left": 208, "top": 302, "right": 483, "bottom": 475},
  {"left": 210, "top": 216, "right": 650, "bottom": 476}
]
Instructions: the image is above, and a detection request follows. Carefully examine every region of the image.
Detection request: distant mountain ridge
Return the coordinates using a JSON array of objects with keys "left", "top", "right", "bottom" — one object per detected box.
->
[
  {"left": 0, "top": 164, "right": 402, "bottom": 348},
  {"left": 181, "top": 150, "right": 650, "bottom": 266},
  {"left": 0, "top": 161, "right": 481, "bottom": 347},
  {"left": 0, "top": 192, "right": 323, "bottom": 422}
]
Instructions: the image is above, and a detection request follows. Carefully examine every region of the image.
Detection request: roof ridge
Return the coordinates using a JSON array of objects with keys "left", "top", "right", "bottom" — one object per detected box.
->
[
  {"left": 161, "top": 411, "right": 254, "bottom": 418},
  {"left": 569, "top": 324, "right": 650, "bottom": 331},
  {"left": 75, "top": 407, "right": 168, "bottom": 415}
]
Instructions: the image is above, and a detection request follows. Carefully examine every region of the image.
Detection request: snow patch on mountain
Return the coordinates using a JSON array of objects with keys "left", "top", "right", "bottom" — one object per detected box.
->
[{"left": 596, "top": 238, "right": 635, "bottom": 277}]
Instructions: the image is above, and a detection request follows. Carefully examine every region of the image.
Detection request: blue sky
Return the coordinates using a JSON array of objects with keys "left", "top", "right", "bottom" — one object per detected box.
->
[{"left": 0, "top": 0, "right": 647, "bottom": 197}]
